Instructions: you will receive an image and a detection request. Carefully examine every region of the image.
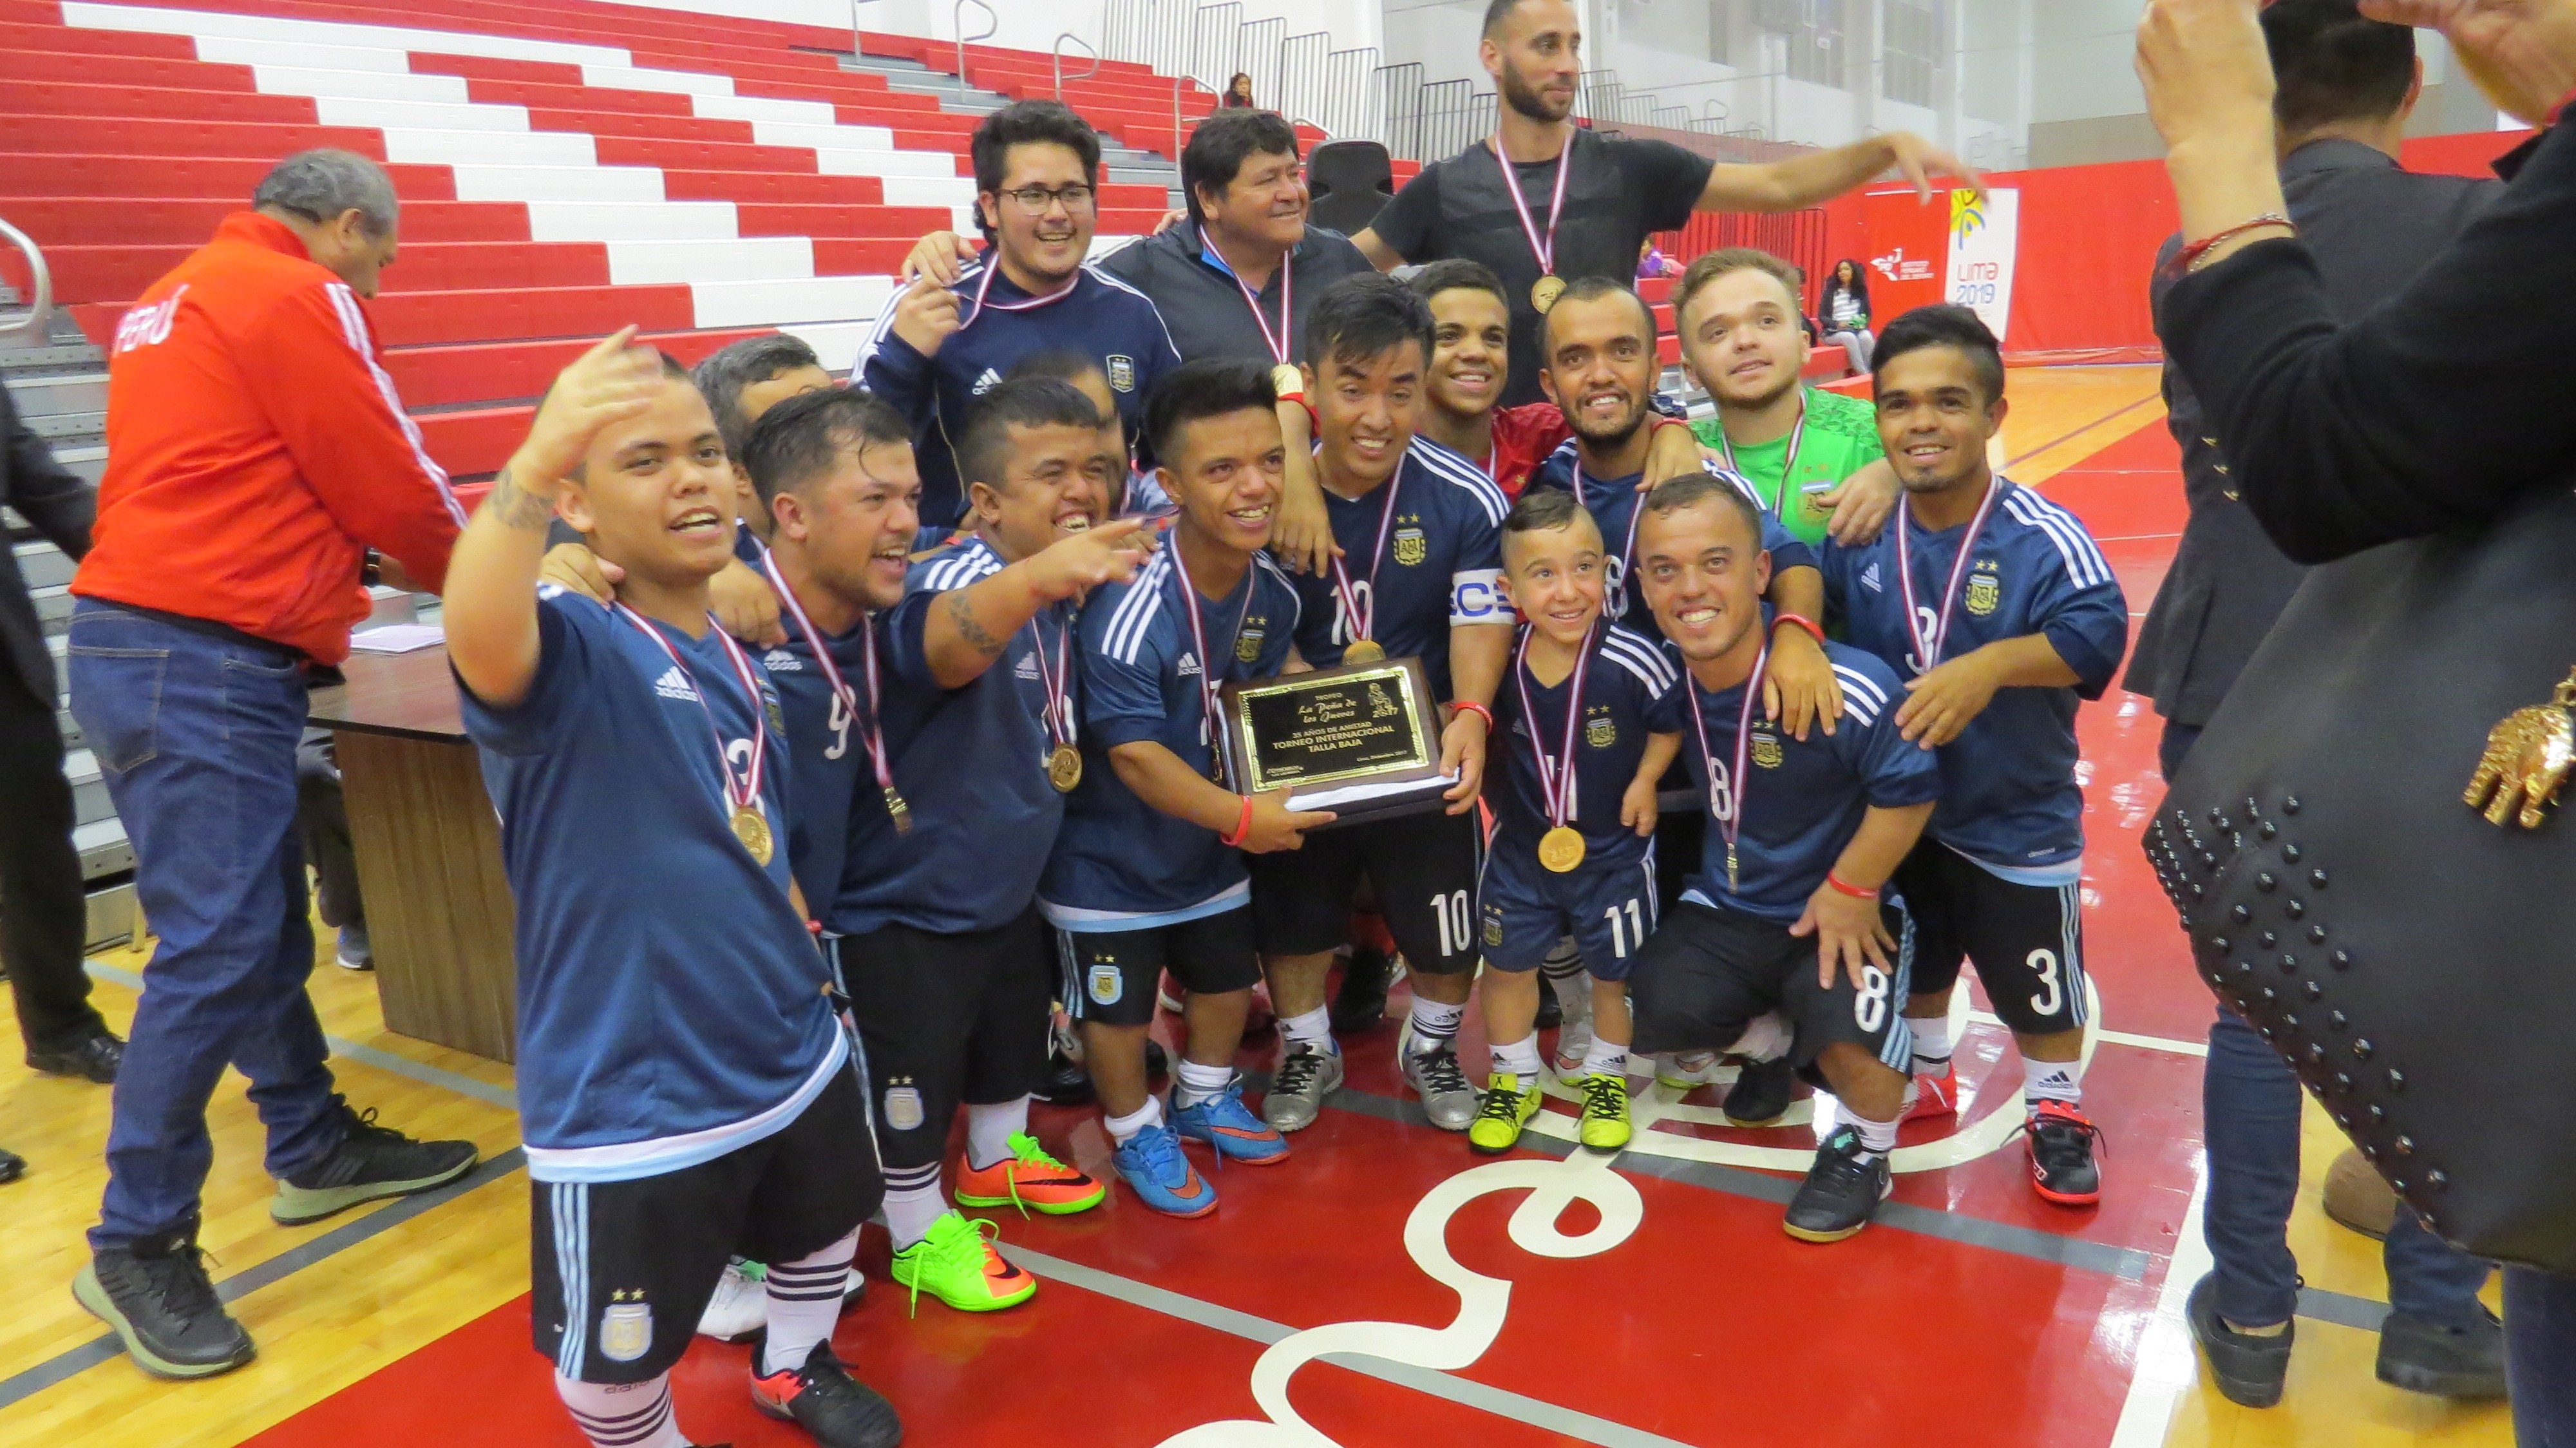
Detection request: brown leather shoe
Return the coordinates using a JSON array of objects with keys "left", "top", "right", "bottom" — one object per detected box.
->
[{"left": 2323, "top": 1148, "right": 2398, "bottom": 1239}]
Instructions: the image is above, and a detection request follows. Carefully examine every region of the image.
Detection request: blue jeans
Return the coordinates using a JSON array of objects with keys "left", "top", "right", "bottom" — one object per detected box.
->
[
  {"left": 69, "top": 601, "right": 346, "bottom": 1250},
  {"left": 2162, "top": 719, "right": 2490, "bottom": 1329},
  {"left": 2507, "top": 1268, "right": 2576, "bottom": 1445}
]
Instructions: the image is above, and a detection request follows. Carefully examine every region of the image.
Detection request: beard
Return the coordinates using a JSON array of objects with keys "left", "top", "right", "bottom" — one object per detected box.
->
[
  {"left": 1499, "top": 61, "right": 1572, "bottom": 123},
  {"left": 1571, "top": 405, "right": 1646, "bottom": 453}
]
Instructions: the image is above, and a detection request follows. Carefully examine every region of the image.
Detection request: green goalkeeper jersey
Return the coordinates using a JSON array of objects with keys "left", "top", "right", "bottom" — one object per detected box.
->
[{"left": 1689, "top": 386, "right": 1884, "bottom": 548}]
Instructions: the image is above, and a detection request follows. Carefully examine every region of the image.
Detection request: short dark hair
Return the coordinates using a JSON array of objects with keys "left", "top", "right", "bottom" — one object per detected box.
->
[
  {"left": 1673, "top": 246, "right": 1802, "bottom": 330},
  {"left": 1481, "top": 0, "right": 1537, "bottom": 37},
  {"left": 1539, "top": 275, "right": 1656, "bottom": 354},
  {"left": 1003, "top": 350, "right": 1108, "bottom": 390},
  {"left": 956, "top": 377, "right": 1103, "bottom": 492},
  {"left": 1642, "top": 470, "right": 1766, "bottom": 551},
  {"left": 1182, "top": 108, "right": 1302, "bottom": 225},
  {"left": 1872, "top": 304, "right": 2006, "bottom": 405},
  {"left": 1303, "top": 272, "right": 1434, "bottom": 374},
  {"left": 692, "top": 333, "right": 824, "bottom": 462},
  {"left": 1408, "top": 258, "right": 1509, "bottom": 311},
  {"left": 1143, "top": 358, "right": 1278, "bottom": 470},
  {"left": 2264, "top": 0, "right": 2415, "bottom": 135},
  {"left": 969, "top": 100, "right": 1101, "bottom": 239},
  {"left": 1499, "top": 486, "right": 1598, "bottom": 553},
  {"left": 743, "top": 387, "right": 911, "bottom": 506}
]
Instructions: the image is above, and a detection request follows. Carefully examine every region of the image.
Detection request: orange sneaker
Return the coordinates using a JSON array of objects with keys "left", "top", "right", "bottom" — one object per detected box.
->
[
  {"left": 1903, "top": 1062, "right": 1959, "bottom": 1123},
  {"left": 952, "top": 1131, "right": 1106, "bottom": 1216}
]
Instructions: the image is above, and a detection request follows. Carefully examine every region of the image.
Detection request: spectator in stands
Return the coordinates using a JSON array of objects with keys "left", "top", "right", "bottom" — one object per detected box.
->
[
  {"left": 694, "top": 332, "right": 834, "bottom": 549},
  {"left": 1, "top": 376, "right": 126, "bottom": 1188},
  {"left": 1636, "top": 241, "right": 1682, "bottom": 280},
  {"left": 1349, "top": 0, "right": 1971, "bottom": 407},
  {"left": 63, "top": 148, "right": 478, "bottom": 1380},
  {"left": 1222, "top": 72, "right": 1255, "bottom": 108},
  {"left": 1816, "top": 257, "right": 1875, "bottom": 372},
  {"left": 860, "top": 100, "right": 1180, "bottom": 528}
]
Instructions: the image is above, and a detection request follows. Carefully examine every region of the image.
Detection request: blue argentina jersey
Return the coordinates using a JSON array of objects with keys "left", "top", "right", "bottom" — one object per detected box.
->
[
  {"left": 1040, "top": 548, "right": 1303, "bottom": 926},
  {"left": 830, "top": 535, "right": 1072, "bottom": 935},
  {"left": 1490, "top": 623, "right": 1676, "bottom": 868},
  {"left": 1821, "top": 478, "right": 2128, "bottom": 878},
  {"left": 763, "top": 607, "right": 930, "bottom": 917},
  {"left": 1527, "top": 446, "right": 1818, "bottom": 633},
  {"left": 1286, "top": 436, "right": 1508, "bottom": 695},
  {"left": 1647, "top": 640, "right": 1942, "bottom": 923},
  {"left": 459, "top": 588, "right": 844, "bottom": 1182},
  {"left": 857, "top": 262, "right": 1182, "bottom": 527}
]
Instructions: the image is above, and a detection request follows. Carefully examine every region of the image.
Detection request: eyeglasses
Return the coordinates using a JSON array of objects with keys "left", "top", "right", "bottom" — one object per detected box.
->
[{"left": 996, "top": 184, "right": 1097, "bottom": 214}]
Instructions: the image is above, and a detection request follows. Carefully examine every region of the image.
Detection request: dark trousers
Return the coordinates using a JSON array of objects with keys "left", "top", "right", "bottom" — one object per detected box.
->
[
  {"left": 0, "top": 669, "right": 105, "bottom": 1051},
  {"left": 68, "top": 602, "right": 346, "bottom": 1248},
  {"left": 2161, "top": 719, "right": 2490, "bottom": 1329},
  {"left": 2508, "top": 1268, "right": 2576, "bottom": 1445},
  {"left": 295, "top": 730, "right": 362, "bottom": 930}
]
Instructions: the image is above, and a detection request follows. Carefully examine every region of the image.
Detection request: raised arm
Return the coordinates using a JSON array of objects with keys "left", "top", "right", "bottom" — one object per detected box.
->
[
  {"left": 919, "top": 519, "right": 1160, "bottom": 689},
  {"left": 1700, "top": 133, "right": 1976, "bottom": 213}
]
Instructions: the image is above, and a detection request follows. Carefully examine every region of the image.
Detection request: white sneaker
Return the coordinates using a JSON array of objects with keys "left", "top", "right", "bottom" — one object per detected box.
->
[
  {"left": 697, "top": 1258, "right": 767, "bottom": 1342},
  {"left": 1654, "top": 1051, "right": 1725, "bottom": 1092}
]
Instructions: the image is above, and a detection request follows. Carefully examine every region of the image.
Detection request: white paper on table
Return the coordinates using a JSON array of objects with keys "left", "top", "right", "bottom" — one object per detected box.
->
[
  {"left": 1287, "top": 774, "right": 1459, "bottom": 812},
  {"left": 347, "top": 624, "right": 446, "bottom": 654}
]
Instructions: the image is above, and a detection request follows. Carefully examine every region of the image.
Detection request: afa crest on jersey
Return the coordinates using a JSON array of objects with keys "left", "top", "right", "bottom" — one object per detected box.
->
[
  {"left": 883, "top": 1080, "right": 925, "bottom": 1132},
  {"left": 1751, "top": 732, "right": 1785, "bottom": 769},
  {"left": 1236, "top": 624, "right": 1264, "bottom": 663},
  {"left": 1586, "top": 716, "right": 1617, "bottom": 748},
  {"left": 1106, "top": 354, "right": 1137, "bottom": 392},
  {"left": 600, "top": 1291, "right": 652, "bottom": 1362},
  {"left": 1965, "top": 565, "right": 2002, "bottom": 617},
  {"left": 1392, "top": 523, "right": 1428, "bottom": 567}
]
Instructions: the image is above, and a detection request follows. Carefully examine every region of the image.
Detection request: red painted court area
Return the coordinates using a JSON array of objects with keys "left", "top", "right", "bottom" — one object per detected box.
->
[{"left": 245, "top": 401, "right": 2199, "bottom": 1448}]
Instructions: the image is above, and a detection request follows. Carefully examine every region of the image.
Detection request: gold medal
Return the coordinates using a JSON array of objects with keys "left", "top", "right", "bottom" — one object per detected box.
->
[
  {"left": 884, "top": 785, "right": 913, "bottom": 835},
  {"left": 732, "top": 805, "right": 774, "bottom": 866},
  {"left": 1725, "top": 841, "right": 1739, "bottom": 892},
  {"left": 1539, "top": 825, "right": 1586, "bottom": 873},
  {"left": 1530, "top": 274, "right": 1565, "bottom": 314},
  {"left": 1048, "top": 743, "right": 1083, "bottom": 793},
  {"left": 1342, "top": 638, "right": 1385, "bottom": 664},
  {"left": 1269, "top": 362, "right": 1303, "bottom": 398}
]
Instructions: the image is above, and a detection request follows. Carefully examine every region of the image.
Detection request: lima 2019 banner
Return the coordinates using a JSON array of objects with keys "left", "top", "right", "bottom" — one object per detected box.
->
[{"left": 1861, "top": 186, "right": 2020, "bottom": 343}]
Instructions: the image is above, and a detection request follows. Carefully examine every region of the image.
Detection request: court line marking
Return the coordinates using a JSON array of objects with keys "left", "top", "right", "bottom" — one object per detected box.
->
[
  {"left": 1965, "top": 1007, "right": 2209, "bottom": 1058},
  {"left": 2007, "top": 392, "right": 2164, "bottom": 470},
  {"left": 2109, "top": 1161, "right": 2211, "bottom": 1447}
]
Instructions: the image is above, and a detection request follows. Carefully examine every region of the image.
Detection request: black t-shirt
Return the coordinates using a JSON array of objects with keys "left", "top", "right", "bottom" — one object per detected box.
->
[{"left": 1370, "top": 129, "right": 1714, "bottom": 406}]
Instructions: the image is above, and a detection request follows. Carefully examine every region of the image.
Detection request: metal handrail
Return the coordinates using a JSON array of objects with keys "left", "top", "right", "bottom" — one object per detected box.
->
[
  {"left": 1052, "top": 32, "right": 1097, "bottom": 99},
  {"left": 1288, "top": 114, "right": 1330, "bottom": 140},
  {"left": 952, "top": 0, "right": 996, "bottom": 84},
  {"left": 0, "top": 218, "right": 53, "bottom": 341}
]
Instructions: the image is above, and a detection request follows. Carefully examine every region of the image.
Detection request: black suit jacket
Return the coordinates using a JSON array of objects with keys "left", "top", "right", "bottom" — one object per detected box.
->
[
  {"left": 2124, "top": 140, "right": 2499, "bottom": 726},
  {"left": 1, "top": 377, "right": 95, "bottom": 705}
]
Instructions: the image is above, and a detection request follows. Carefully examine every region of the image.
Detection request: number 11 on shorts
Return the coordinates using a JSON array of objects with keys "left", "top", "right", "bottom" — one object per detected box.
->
[{"left": 1604, "top": 899, "right": 1645, "bottom": 958}]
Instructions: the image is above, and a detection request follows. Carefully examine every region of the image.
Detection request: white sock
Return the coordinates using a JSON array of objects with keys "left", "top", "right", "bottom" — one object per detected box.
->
[
  {"left": 2024, "top": 1060, "right": 2085, "bottom": 1109},
  {"left": 1106, "top": 1097, "right": 1163, "bottom": 1143},
  {"left": 1723, "top": 1011, "right": 1793, "bottom": 1063},
  {"left": 760, "top": 1229, "right": 858, "bottom": 1377},
  {"left": 965, "top": 1096, "right": 1029, "bottom": 1172},
  {"left": 1850, "top": 1112, "right": 1899, "bottom": 1158},
  {"left": 881, "top": 1162, "right": 949, "bottom": 1249},
  {"left": 1909, "top": 1015, "right": 1955, "bottom": 1071},
  {"left": 557, "top": 1374, "right": 688, "bottom": 1448},
  {"left": 1580, "top": 1035, "right": 1629, "bottom": 1080},
  {"left": 1405, "top": 998, "right": 1464, "bottom": 1054},
  {"left": 1490, "top": 1031, "right": 1542, "bottom": 1080},
  {"left": 1173, "top": 1058, "right": 1234, "bottom": 1108},
  {"left": 1278, "top": 1005, "right": 1336, "bottom": 1052}
]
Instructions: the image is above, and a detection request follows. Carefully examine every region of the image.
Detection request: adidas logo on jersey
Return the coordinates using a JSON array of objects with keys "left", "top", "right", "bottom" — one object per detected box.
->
[
  {"left": 1177, "top": 652, "right": 1202, "bottom": 677},
  {"left": 653, "top": 667, "right": 700, "bottom": 703},
  {"left": 1015, "top": 654, "right": 1040, "bottom": 680},
  {"left": 972, "top": 367, "right": 1004, "bottom": 395},
  {"left": 762, "top": 649, "right": 801, "bottom": 672},
  {"left": 1861, "top": 561, "right": 1883, "bottom": 593}
]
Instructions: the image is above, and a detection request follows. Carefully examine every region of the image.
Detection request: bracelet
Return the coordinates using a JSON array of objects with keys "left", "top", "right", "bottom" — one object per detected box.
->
[
  {"left": 2177, "top": 213, "right": 2293, "bottom": 274},
  {"left": 1449, "top": 699, "right": 1495, "bottom": 731},
  {"left": 1771, "top": 612, "right": 1826, "bottom": 645},
  {"left": 1220, "top": 794, "right": 1255, "bottom": 848},
  {"left": 1824, "top": 872, "right": 1879, "bottom": 899}
]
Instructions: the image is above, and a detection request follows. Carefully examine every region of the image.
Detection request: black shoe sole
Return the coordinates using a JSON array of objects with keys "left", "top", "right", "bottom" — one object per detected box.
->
[
  {"left": 73, "top": 1264, "right": 256, "bottom": 1380},
  {"left": 270, "top": 1149, "right": 478, "bottom": 1226},
  {"left": 2376, "top": 1358, "right": 2508, "bottom": 1399},
  {"left": 26, "top": 1053, "right": 118, "bottom": 1085}
]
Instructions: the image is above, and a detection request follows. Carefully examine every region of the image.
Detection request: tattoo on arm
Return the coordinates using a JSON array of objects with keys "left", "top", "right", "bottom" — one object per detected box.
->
[
  {"left": 945, "top": 589, "right": 1007, "bottom": 658},
  {"left": 484, "top": 470, "right": 556, "bottom": 531}
]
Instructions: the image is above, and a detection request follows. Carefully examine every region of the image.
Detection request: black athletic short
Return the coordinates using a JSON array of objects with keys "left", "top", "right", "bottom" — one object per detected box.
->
[
  {"left": 1061, "top": 904, "right": 1262, "bottom": 1028},
  {"left": 1247, "top": 808, "right": 1482, "bottom": 976},
  {"left": 1890, "top": 840, "right": 2090, "bottom": 1036},
  {"left": 1653, "top": 807, "right": 1705, "bottom": 916},
  {"left": 530, "top": 1067, "right": 878, "bottom": 1384},
  {"left": 829, "top": 904, "right": 1052, "bottom": 1170},
  {"left": 1628, "top": 899, "right": 1916, "bottom": 1080}
]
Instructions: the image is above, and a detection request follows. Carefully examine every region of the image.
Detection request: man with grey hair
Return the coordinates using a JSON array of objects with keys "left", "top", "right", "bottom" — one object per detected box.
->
[{"left": 64, "top": 147, "right": 477, "bottom": 1380}]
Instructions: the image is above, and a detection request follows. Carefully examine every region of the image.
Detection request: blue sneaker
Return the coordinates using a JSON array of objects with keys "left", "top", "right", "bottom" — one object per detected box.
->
[
  {"left": 1111, "top": 1121, "right": 1217, "bottom": 1218},
  {"left": 1172, "top": 1080, "right": 1293, "bottom": 1165}
]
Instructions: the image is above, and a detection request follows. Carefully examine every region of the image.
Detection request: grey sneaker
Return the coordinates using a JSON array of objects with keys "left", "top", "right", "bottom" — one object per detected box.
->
[
  {"left": 1263, "top": 1042, "right": 1344, "bottom": 1132},
  {"left": 1397, "top": 1025, "right": 1479, "bottom": 1132}
]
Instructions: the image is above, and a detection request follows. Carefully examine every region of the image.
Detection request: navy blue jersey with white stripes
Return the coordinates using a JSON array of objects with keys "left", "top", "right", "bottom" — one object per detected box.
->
[
  {"left": 1820, "top": 477, "right": 2128, "bottom": 877},
  {"left": 762, "top": 608, "right": 930, "bottom": 918},
  {"left": 1645, "top": 640, "right": 1942, "bottom": 923},
  {"left": 857, "top": 262, "right": 1182, "bottom": 526},
  {"left": 459, "top": 588, "right": 844, "bottom": 1181},
  {"left": 1039, "top": 548, "right": 1302, "bottom": 926},
  {"left": 1525, "top": 446, "right": 1818, "bottom": 632},
  {"left": 1489, "top": 622, "right": 1677, "bottom": 868},
  {"left": 1285, "top": 436, "right": 1508, "bottom": 694},
  {"left": 826, "top": 535, "right": 1075, "bottom": 935}
]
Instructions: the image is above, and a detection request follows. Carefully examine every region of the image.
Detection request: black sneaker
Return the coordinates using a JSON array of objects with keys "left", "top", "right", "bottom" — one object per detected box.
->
[
  {"left": 28, "top": 1027, "right": 124, "bottom": 1085},
  {"left": 0, "top": 1145, "right": 23, "bottom": 1183},
  {"left": 2376, "top": 1308, "right": 2507, "bottom": 1400},
  {"left": 2185, "top": 1273, "right": 2291, "bottom": 1408},
  {"left": 750, "top": 1340, "right": 903, "bottom": 1447},
  {"left": 1722, "top": 1056, "right": 1796, "bottom": 1127},
  {"left": 1783, "top": 1126, "right": 1891, "bottom": 1243},
  {"left": 2023, "top": 1100, "right": 2103, "bottom": 1206},
  {"left": 1329, "top": 947, "right": 1392, "bottom": 1034},
  {"left": 1145, "top": 1038, "right": 1170, "bottom": 1078},
  {"left": 271, "top": 1100, "right": 478, "bottom": 1226},
  {"left": 73, "top": 1223, "right": 256, "bottom": 1378}
]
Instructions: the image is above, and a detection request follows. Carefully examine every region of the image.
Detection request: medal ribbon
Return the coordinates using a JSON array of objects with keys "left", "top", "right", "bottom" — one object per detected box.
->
[
  {"left": 1511, "top": 622, "right": 1595, "bottom": 833},
  {"left": 1682, "top": 639, "right": 1769, "bottom": 888},
  {"left": 759, "top": 550, "right": 900, "bottom": 806},
  {"left": 1027, "top": 605, "right": 1076, "bottom": 751},
  {"left": 1893, "top": 478, "right": 2003, "bottom": 675},
  {"left": 1571, "top": 461, "right": 1648, "bottom": 618},
  {"left": 615, "top": 604, "right": 769, "bottom": 821},
  {"left": 1327, "top": 468, "right": 1404, "bottom": 654},
  {"left": 1176, "top": 551, "right": 1255, "bottom": 762},
  {"left": 1211, "top": 234, "right": 1293, "bottom": 367},
  {"left": 1715, "top": 394, "right": 1806, "bottom": 516},
  {"left": 1488, "top": 129, "right": 1572, "bottom": 280},
  {"left": 960, "top": 258, "right": 1083, "bottom": 330}
]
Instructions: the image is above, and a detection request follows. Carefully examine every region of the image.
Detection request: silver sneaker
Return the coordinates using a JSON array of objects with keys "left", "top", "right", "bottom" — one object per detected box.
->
[
  {"left": 1397, "top": 1025, "right": 1480, "bottom": 1131},
  {"left": 1264, "top": 1041, "right": 1345, "bottom": 1132}
]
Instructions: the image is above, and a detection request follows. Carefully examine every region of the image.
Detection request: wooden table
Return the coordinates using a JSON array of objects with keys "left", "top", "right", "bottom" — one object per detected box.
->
[{"left": 308, "top": 647, "right": 519, "bottom": 1062}]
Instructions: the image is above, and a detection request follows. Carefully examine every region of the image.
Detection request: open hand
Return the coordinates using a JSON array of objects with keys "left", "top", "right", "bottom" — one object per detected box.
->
[
  {"left": 1025, "top": 515, "right": 1164, "bottom": 602},
  {"left": 1792, "top": 882, "right": 1896, "bottom": 989},
  {"left": 1817, "top": 457, "right": 1900, "bottom": 546},
  {"left": 2359, "top": 1, "right": 2576, "bottom": 124}
]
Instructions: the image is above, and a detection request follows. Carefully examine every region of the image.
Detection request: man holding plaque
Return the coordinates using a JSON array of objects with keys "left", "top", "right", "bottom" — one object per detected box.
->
[
  {"left": 1631, "top": 474, "right": 1940, "bottom": 1244},
  {"left": 1253, "top": 275, "right": 1515, "bottom": 1134}
]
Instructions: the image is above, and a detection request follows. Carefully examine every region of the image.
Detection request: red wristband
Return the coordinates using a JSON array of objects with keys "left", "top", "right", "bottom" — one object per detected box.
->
[
  {"left": 2175, "top": 212, "right": 2293, "bottom": 274},
  {"left": 1772, "top": 612, "right": 1826, "bottom": 645},
  {"left": 1824, "top": 872, "right": 1879, "bottom": 899},
  {"left": 1220, "top": 794, "right": 1255, "bottom": 848},
  {"left": 1450, "top": 699, "right": 1495, "bottom": 731}
]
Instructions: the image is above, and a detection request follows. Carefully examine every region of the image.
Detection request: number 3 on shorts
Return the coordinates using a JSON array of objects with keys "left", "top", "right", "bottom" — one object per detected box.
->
[
  {"left": 1853, "top": 964, "right": 1890, "bottom": 1033},
  {"left": 2028, "top": 948, "right": 2061, "bottom": 1019}
]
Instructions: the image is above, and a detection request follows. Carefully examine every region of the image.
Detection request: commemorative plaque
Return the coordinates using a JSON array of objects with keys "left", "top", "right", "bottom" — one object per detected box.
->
[{"left": 1217, "top": 656, "right": 1455, "bottom": 826}]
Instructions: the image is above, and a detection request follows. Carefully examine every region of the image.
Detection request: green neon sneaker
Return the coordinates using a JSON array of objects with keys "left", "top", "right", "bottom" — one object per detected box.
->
[
  {"left": 1468, "top": 1072, "right": 1542, "bottom": 1155},
  {"left": 1573, "top": 1072, "right": 1633, "bottom": 1152},
  {"left": 887, "top": 1212, "right": 1036, "bottom": 1315},
  {"left": 952, "top": 1131, "right": 1106, "bottom": 1216}
]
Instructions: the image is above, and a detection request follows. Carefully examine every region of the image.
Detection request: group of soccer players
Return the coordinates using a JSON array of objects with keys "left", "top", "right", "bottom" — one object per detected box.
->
[{"left": 438, "top": 95, "right": 2125, "bottom": 1448}]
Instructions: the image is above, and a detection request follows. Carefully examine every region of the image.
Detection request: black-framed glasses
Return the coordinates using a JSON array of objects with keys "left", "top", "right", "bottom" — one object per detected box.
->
[{"left": 997, "top": 184, "right": 1097, "bottom": 213}]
